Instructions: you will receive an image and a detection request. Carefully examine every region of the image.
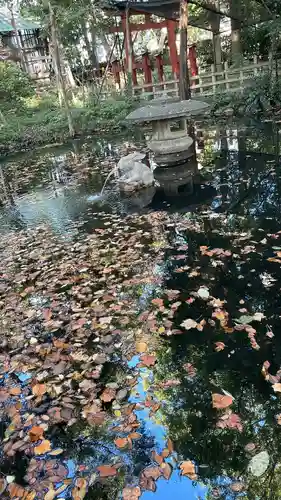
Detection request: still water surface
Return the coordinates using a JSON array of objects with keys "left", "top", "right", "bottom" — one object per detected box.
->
[{"left": 1, "top": 120, "right": 281, "bottom": 499}]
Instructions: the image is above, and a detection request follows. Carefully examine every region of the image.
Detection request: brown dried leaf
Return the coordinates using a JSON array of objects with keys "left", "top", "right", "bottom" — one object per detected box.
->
[
  {"left": 128, "top": 432, "right": 142, "bottom": 440},
  {"left": 10, "top": 386, "right": 21, "bottom": 396},
  {"left": 180, "top": 461, "right": 197, "bottom": 479},
  {"left": 97, "top": 465, "right": 117, "bottom": 477},
  {"left": 272, "top": 383, "right": 281, "bottom": 393},
  {"left": 151, "top": 298, "right": 164, "bottom": 307},
  {"left": 152, "top": 450, "right": 163, "bottom": 465},
  {"left": 114, "top": 437, "right": 129, "bottom": 449},
  {"left": 32, "top": 384, "right": 47, "bottom": 397},
  {"left": 29, "top": 426, "right": 44, "bottom": 442},
  {"left": 212, "top": 393, "right": 233, "bottom": 409},
  {"left": 139, "top": 354, "right": 157, "bottom": 367},
  {"left": 167, "top": 438, "right": 174, "bottom": 453},
  {"left": 143, "top": 466, "right": 162, "bottom": 480},
  {"left": 100, "top": 387, "right": 116, "bottom": 402},
  {"left": 161, "top": 462, "right": 172, "bottom": 480}
]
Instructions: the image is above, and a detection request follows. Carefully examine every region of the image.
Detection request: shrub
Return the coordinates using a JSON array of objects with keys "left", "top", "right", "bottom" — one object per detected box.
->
[{"left": 0, "top": 61, "right": 35, "bottom": 111}]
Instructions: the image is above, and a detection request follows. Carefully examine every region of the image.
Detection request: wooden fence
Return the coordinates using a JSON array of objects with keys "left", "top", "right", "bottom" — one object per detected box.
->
[{"left": 131, "top": 56, "right": 274, "bottom": 100}]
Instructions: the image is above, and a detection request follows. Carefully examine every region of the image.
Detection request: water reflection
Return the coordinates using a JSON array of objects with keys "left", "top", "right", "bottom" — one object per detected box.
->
[{"left": 2, "top": 121, "right": 281, "bottom": 498}]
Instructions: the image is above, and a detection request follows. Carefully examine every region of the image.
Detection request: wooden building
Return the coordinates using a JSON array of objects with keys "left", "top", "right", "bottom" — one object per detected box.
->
[{"left": 0, "top": 7, "right": 50, "bottom": 80}]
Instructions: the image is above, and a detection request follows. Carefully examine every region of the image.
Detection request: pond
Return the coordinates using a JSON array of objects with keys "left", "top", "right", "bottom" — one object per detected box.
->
[{"left": 1, "top": 119, "right": 281, "bottom": 500}]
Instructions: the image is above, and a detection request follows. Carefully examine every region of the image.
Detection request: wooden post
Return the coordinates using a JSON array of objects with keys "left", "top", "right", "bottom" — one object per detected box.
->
[
  {"left": 125, "top": 6, "right": 133, "bottom": 93},
  {"left": 224, "top": 61, "right": 230, "bottom": 90},
  {"left": 142, "top": 53, "right": 152, "bottom": 93},
  {"left": 166, "top": 19, "right": 179, "bottom": 78},
  {"left": 112, "top": 59, "right": 121, "bottom": 88},
  {"left": 155, "top": 54, "right": 164, "bottom": 89},
  {"left": 211, "top": 64, "right": 216, "bottom": 94},
  {"left": 189, "top": 44, "right": 198, "bottom": 78},
  {"left": 179, "top": 0, "right": 191, "bottom": 100}
]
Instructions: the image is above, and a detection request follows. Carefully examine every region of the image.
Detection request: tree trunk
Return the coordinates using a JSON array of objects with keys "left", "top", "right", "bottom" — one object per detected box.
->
[
  {"left": 49, "top": 1, "right": 75, "bottom": 137},
  {"left": 82, "top": 19, "right": 98, "bottom": 68},
  {"left": 230, "top": 0, "right": 242, "bottom": 66},
  {"left": 213, "top": 32, "right": 222, "bottom": 73},
  {"left": 179, "top": 0, "right": 191, "bottom": 100},
  {"left": 8, "top": 6, "right": 28, "bottom": 71}
]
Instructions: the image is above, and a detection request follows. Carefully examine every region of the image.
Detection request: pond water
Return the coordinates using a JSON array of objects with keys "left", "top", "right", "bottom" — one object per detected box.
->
[{"left": 1, "top": 120, "right": 281, "bottom": 499}]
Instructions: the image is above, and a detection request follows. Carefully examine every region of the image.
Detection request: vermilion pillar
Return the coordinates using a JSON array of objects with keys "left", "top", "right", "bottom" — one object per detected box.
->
[
  {"left": 166, "top": 19, "right": 179, "bottom": 77},
  {"left": 189, "top": 44, "right": 198, "bottom": 77},
  {"left": 142, "top": 53, "right": 152, "bottom": 91}
]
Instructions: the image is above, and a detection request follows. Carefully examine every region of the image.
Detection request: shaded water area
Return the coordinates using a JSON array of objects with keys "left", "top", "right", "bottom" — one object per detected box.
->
[{"left": 2, "top": 120, "right": 281, "bottom": 499}]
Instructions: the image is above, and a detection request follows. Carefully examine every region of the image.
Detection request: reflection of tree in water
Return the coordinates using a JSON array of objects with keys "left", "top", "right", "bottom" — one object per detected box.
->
[{"left": 152, "top": 221, "right": 281, "bottom": 499}]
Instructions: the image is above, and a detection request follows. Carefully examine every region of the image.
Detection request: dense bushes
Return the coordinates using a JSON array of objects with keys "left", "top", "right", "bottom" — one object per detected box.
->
[
  {"left": 0, "top": 94, "right": 136, "bottom": 154},
  {"left": 211, "top": 72, "right": 281, "bottom": 117},
  {"left": 0, "top": 62, "right": 35, "bottom": 111}
]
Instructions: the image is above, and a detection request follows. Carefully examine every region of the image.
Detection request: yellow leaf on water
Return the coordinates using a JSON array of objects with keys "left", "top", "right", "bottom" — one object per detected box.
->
[
  {"left": 34, "top": 439, "right": 51, "bottom": 455},
  {"left": 136, "top": 342, "right": 148, "bottom": 353}
]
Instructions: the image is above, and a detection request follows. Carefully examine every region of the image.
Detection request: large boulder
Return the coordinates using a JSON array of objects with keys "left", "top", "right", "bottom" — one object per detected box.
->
[{"left": 117, "top": 152, "right": 154, "bottom": 192}]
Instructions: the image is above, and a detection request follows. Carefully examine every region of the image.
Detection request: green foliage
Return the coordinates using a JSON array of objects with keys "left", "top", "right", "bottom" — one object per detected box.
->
[
  {"left": 0, "top": 93, "right": 136, "bottom": 154},
  {"left": 0, "top": 62, "right": 35, "bottom": 111},
  {"left": 211, "top": 71, "right": 281, "bottom": 117}
]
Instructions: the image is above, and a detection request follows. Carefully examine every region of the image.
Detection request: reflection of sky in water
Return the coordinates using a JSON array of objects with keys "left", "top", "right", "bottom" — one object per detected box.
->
[{"left": 128, "top": 356, "right": 208, "bottom": 499}]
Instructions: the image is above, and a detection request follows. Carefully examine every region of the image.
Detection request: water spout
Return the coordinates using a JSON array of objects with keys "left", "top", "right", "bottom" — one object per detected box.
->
[{"left": 100, "top": 165, "right": 119, "bottom": 196}]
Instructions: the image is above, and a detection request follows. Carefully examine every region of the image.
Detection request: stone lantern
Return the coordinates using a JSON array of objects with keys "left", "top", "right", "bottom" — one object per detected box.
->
[{"left": 125, "top": 98, "right": 209, "bottom": 195}]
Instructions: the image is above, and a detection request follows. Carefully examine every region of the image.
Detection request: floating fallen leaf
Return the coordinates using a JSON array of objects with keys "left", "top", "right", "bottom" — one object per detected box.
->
[
  {"left": 97, "top": 465, "right": 117, "bottom": 477},
  {"left": 128, "top": 432, "right": 142, "bottom": 440},
  {"left": 276, "top": 414, "right": 281, "bottom": 425},
  {"left": 161, "top": 462, "right": 172, "bottom": 480},
  {"left": 230, "top": 482, "right": 245, "bottom": 492},
  {"left": 245, "top": 443, "right": 256, "bottom": 452},
  {"left": 180, "top": 461, "right": 197, "bottom": 479},
  {"left": 7, "top": 483, "right": 27, "bottom": 498},
  {"left": 122, "top": 486, "right": 141, "bottom": 500},
  {"left": 197, "top": 287, "right": 210, "bottom": 299},
  {"left": 114, "top": 437, "right": 129, "bottom": 449},
  {"left": 183, "top": 363, "right": 197, "bottom": 377},
  {"left": 139, "top": 354, "right": 157, "bottom": 367},
  {"left": 180, "top": 318, "right": 198, "bottom": 330},
  {"left": 167, "top": 438, "right": 174, "bottom": 453},
  {"left": 32, "top": 384, "right": 46, "bottom": 397},
  {"left": 100, "top": 387, "right": 116, "bottom": 402},
  {"left": 139, "top": 474, "right": 156, "bottom": 492},
  {"left": 9, "top": 386, "right": 21, "bottom": 396},
  {"left": 212, "top": 393, "right": 233, "bottom": 409},
  {"left": 0, "top": 478, "right": 7, "bottom": 495},
  {"left": 151, "top": 298, "right": 164, "bottom": 307},
  {"left": 29, "top": 426, "right": 44, "bottom": 442},
  {"left": 48, "top": 448, "right": 64, "bottom": 456},
  {"left": 272, "top": 383, "right": 281, "bottom": 393},
  {"left": 152, "top": 451, "right": 163, "bottom": 465},
  {"left": 34, "top": 439, "right": 51, "bottom": 455},
  {"left": 143, "top": 466, "right": 162, "bottom": 480},
  {"left": 214, "top": 342, "right": 225, "bottom": 352},
  {"left": 136, "top": 341, "right": 147, "bottom": 353},
  {"left": 217, "top": 413, "right": 243, "bottom": 432},
  {"left": 248, "top": 451, "right": 269, "bottom": 477}
]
